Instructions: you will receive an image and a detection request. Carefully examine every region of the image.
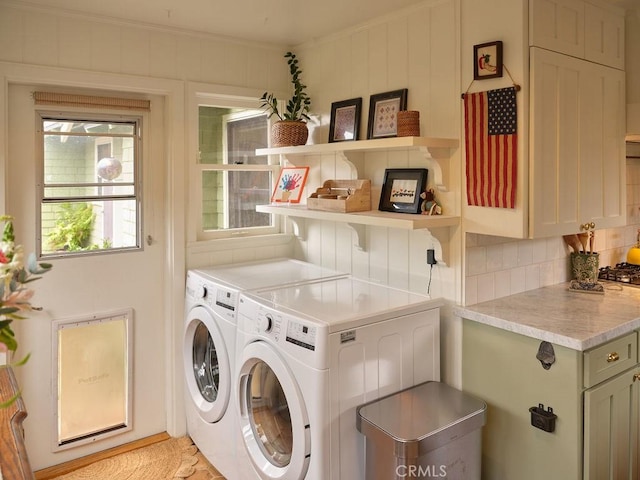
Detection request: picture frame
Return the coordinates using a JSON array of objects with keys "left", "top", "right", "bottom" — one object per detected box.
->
[
  {"left": 378, "top": 168, "right": 428, "bottom": 214},
  {"left": 328, "top": 97, "right": 362, "bottom": 143},
  {"left": 367, "top": 89, "right": 408, "bottom": 139},
  {"left": 271, "top": 166, "right": 309, "bottom": 203},
  {"left": 473, "top": 40, "right": 503, "bottom": 80}
]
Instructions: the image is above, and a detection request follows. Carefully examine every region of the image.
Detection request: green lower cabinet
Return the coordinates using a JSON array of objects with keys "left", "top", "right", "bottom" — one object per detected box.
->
[
  {"left": 584, "top": 369, "right": 640, "bottom": 479},
  {"left": 462, "top": 319, "right": 640, "bottom": 480}
]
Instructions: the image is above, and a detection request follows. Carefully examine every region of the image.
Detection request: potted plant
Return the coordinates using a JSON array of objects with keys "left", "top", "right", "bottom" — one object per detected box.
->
[{"left": 260, "top": 51, "right": 311, "bottom": 147}]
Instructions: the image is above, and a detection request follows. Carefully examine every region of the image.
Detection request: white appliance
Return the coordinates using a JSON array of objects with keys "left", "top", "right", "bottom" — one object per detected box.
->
[
  {"left": 235, "top": 277, "right": 442, "bottom": 480},
  {"left": 183, "top": 259, "right": 347, "bottom": 479}
]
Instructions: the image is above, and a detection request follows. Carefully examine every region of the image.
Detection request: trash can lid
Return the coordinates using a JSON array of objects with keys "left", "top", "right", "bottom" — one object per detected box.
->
[{"left": 356, "top": 381, "right": 486, "bottom": 457}]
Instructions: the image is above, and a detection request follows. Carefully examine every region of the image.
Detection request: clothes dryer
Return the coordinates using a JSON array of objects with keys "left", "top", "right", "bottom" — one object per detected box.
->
[
  {"left": 183, "top": 259, "right": 346, "bottom": 479},
  {"left": 235, "top": 277, "right": 442, "bottom": 480}
]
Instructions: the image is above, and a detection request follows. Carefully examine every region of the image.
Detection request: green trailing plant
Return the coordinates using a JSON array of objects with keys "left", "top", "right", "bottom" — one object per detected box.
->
[
  {"left": 47, "top": 202, "right": 96, "bottom": 251},
  {"left": 260, "top": 51, "right": 311, "bottom": 122}
]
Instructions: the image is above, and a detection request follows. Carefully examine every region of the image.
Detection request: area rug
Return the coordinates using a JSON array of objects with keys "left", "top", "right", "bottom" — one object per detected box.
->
[{"left": 50, "top": 436, "right": 224, "bottom": 480}]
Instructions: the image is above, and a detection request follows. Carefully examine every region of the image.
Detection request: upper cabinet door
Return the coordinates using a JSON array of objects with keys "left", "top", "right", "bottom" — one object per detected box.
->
[
  {"left": 584, "top": 2, "right": 625, "bottom": 70},
  {"left": 530, "top": 0, "right": 585, "bottom": 58},
  {"left": 530, "top": 0, "right": 625, "bottom": 69},
  {"left": 530, "top": 48, "right": 626, "bottom": 238}
]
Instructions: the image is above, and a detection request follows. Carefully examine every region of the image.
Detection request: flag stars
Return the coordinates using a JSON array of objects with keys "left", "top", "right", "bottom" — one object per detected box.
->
[{"left": 488, "top": 87, "right": 517, "bottom": 135}]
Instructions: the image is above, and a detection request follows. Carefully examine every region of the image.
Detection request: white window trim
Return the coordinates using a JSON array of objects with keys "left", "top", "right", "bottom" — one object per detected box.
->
[
  {"left": 36, "top": 109, "right": 143, "bottom": 258},
  {"left": 187, "top": 84, "right": 286, "bottom": 243}
]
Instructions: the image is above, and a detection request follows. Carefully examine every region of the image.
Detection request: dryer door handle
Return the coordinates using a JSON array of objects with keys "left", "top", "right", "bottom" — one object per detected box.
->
[{"left": 238, "top": 374, "right": 249, "bottom": 419}]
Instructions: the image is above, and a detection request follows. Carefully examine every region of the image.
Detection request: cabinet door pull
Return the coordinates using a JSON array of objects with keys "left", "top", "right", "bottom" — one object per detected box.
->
[
  {"left": 607, "top": 352, "right": 620, "bottom": 363},
  {"left": 634, "top": 373, "right": 640, "bottom": 382}
]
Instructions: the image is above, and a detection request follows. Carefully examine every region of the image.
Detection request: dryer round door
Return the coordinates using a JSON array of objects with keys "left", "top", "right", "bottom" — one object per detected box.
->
[
  {"left": 184, "top": 305, "right": 231, "bottom": 423},
  {"left": 237, "top": 341, "right": 310, "bottom": 480}
]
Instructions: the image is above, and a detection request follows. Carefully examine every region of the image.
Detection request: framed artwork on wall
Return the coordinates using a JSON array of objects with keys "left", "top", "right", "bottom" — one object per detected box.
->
[
  {"left": 473, "top": 40, "right": 503, "bottom": 80},
  {"left": 328, "top": 97, "right": 362, "bottom": 143},
  {"left": 271, "top": 166, "right": 309, "bottom": 203},
  {"left": 367, "top": 89, "right": 408, "bottom": 139},
  {"left": 378, "top": 168, "right": 428, "bottom": 214}
]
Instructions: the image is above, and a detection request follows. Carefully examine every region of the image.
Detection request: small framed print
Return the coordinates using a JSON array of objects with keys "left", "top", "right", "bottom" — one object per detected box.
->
[
  {"left": 328, "top": 97, "right": 362, "bottom": 143},
  {"left": 271, "top": 166, "right": 309, "bottom": 203},
  {"left": 367, "top": 89, "right": 408, "bottom": 139},
  {"left": 473, "top": 40, "right": 503, "bottom": 80},
  {"left": 378, "top": 168, "right": 428, "bottom": 214}
]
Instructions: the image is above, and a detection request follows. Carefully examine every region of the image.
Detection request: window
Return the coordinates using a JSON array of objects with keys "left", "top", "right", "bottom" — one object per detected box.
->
[
  {"left": 195, "top": 97, "right": 279, "bottom": 240},
  {"left": 38, "top": 114, "right": 142, "bottom": 257}
]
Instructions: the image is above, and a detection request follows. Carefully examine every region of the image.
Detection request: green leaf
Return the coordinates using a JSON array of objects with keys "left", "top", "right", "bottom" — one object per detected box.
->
[{"left": 0, "top": 390, "right": 20, "bottom": 408}]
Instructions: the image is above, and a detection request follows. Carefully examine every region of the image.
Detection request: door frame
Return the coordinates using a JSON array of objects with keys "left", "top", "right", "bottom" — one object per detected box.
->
[{"left": 0, "top": 62, "right": 187, "bottom": 440}]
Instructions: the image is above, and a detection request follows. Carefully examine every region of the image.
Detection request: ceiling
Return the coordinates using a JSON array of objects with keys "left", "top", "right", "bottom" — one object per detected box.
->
[
  {"left": 6, "top": 0, "right": 637, "bottom": 46},
  {"left": 5, "top": 0, "right": 434, "bottom": 45}
]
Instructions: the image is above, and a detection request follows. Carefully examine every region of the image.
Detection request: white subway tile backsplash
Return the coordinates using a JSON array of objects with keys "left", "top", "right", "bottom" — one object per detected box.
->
[
  {"left": 509, "top": 266, "right": 526, "bottom": 294},
  {"left": 494, "top": 270, "right": 511, "bottom": 298},
  {"left": 467, "top": 246, "right": 487, "bottom": 275},
  {"left": 525, "top": 264, "right": 540, "bottom": 290},
  {"left": 502, "top": 242, "right": 518, "bottom": 268},
  {"left": 485, "top": 244, "right": 504, "bottom": 272},
  {"left": 476, "top": 273, "right": 495, "bottom": 303},
  {"left": 517, "top": 241, "right": 533, "bottom": 266}
]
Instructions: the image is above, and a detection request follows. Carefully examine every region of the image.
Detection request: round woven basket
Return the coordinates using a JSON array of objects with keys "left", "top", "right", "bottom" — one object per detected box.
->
[
  {"left": 397, "top": 110, "right": 420, "bottom": 137},
  {"left": 271, "top": 120, "right": 309, "bottom": 147}
]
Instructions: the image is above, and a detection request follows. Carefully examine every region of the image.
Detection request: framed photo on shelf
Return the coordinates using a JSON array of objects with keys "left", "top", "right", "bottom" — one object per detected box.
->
[
  {"left": 378, "top": 168, "right": 428, "bottom": 214},
  {"left": 271, "top": 166, "right": 309, "bottom": 203},
  {"left": 367, "top": 89, "right": 408, "bottom": 139},
  {"left": 473, "top": 40, "right": 503, "bottom": 80},
  {"left": 328, "top": 97, "right": 362, "bottom": 143}
]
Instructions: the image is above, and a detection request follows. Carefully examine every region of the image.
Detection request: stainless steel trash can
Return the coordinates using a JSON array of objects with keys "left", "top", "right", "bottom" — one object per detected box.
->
[{"left": 356, "top": 381, "right": 486, "bottom": 480}]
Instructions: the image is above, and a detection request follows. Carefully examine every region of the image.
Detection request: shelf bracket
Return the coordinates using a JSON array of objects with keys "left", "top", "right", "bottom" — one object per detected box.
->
[
  {"left": 336, "top": 151, "right": 358, "bottom": 179},
  {"left": 346, "top": 223, "right": 366, "bottom": 251},
  {"left": 419, "top": 228, "right": 448, "bottom": 267},
  {"left": 286, "top": 217, "right": 305, "bottom": 240},
  {"left": 419, "top": 146, "right": 450, "bottom": 192}
]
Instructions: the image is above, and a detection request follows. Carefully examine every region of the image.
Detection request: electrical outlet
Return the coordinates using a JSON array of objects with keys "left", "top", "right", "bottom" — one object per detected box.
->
[{"left": 427, "top": 249, "right": 437, "bottom": 265}]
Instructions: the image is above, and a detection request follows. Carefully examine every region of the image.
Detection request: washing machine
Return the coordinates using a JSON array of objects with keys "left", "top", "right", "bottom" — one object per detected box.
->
[
  {"left": 183, "top": 259, "right": 347, "bottom": 479},
  {"left": 235, "top": 277, "right": 443, "bottom": 480}
]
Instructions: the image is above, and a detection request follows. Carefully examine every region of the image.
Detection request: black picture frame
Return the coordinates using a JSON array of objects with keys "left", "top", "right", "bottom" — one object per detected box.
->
[
  {"left": 328, "top": 97, "right": 362, "bottom": 143},
  {"left": 378, "top": 168, "right": 428, "bottom": 214},
  {"left": 367, "top": 89, "right": 408, "bottom": 139},
  {"left": 473, "top": 40, "right": 503, "bottom": 80}
]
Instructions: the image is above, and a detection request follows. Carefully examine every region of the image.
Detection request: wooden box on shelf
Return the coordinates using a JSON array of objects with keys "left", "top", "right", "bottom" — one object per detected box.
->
[{"left": 307, "top": 179, "right": 371, "bottom": 213}]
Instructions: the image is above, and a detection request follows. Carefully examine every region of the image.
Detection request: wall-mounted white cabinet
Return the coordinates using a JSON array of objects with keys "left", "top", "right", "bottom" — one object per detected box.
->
[
  {"left": 462, "top": 0, "right": 626, "bottom": 239},
  {"left": 529, "top": 47, "right": 626, "bottom": 238},
  {"left": 529, "top": 0, "right": 625, "bottom": 70}
]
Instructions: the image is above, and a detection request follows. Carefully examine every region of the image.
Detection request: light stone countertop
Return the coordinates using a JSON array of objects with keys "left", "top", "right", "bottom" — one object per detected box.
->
[{"left": 453, "top": 282, "right": 640, "bottom": 351}]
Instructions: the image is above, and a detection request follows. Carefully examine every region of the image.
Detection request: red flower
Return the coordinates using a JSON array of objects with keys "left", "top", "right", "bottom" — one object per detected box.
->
[{"left": 0, "top": 251, "right": 8, "bottom": 263}]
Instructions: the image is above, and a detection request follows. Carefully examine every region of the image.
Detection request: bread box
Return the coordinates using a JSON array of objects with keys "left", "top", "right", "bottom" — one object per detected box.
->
[{"left": 307, "top": 179, "right": 371, "bottom": 213}]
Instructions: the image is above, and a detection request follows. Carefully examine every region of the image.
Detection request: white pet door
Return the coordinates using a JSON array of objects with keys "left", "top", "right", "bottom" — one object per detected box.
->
[
  {"left": 237, "top": 341, "right": 310, "bottom": 480},
  {"left": 53, "top": 309, "right": 133, "bottom": 450},
  {"left": 183, "top": 306, "right": 230, "bottom": 422}
]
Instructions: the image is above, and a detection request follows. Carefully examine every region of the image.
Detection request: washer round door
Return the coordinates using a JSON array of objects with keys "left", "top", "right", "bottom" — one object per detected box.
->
[
  {"left": 184, "top": 305, "right": 231, "bottom": 423},
  {"left": 237, "top": 341, "right": 310, "bottom": 480}
]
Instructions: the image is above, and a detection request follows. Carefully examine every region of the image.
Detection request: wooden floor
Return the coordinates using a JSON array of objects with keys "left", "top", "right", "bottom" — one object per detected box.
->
[{"left": 34, "top": 432, "right": 171, "bottom": 480}]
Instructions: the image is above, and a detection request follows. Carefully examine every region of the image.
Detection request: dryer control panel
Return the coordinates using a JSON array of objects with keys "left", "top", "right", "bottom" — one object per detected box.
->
[{"left": 286, "top": 321, "right": 317, "bottom": 351}]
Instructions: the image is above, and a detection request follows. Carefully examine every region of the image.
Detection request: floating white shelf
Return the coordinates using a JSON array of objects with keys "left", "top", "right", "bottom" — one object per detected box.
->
[
  {"left": 256, "top": 204, "right": 458, "bottom": 229},
  {"left": 256, "top": 203, "right": 459, "bottom": 253},
  {"left": 256, "top": 136, "right": 458, "bottom": 157}
]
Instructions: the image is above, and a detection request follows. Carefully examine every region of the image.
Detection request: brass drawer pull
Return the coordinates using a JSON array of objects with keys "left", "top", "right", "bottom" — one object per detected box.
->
[
  {"left": 634, "top": 373, "right": 640, "bottom": 382},
  {"left": 607, "top": 352, "right": 620, "bottom": 363}
]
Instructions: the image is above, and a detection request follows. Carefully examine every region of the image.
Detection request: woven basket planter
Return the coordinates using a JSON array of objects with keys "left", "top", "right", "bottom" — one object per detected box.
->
[
  {"left": 397, "top": 110, "right": 420, "bottom": 137},
  {"left": 271, "top": 120, "right": 309, "bottom": 147}
]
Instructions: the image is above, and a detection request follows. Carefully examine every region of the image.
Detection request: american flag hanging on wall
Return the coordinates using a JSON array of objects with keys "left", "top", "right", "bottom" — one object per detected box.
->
[{"left": 464, "top": 86, "right": 517, "bottom": 208}]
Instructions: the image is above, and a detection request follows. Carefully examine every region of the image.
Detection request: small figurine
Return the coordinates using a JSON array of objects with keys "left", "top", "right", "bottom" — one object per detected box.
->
[{"left": 420, "top": 188, "right": 442, "bottom": 215}]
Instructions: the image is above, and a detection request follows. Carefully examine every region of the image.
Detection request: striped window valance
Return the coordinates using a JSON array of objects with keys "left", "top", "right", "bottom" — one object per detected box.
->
[{"left": 33, "top": 91, "right": 151, "bottom": 111}]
